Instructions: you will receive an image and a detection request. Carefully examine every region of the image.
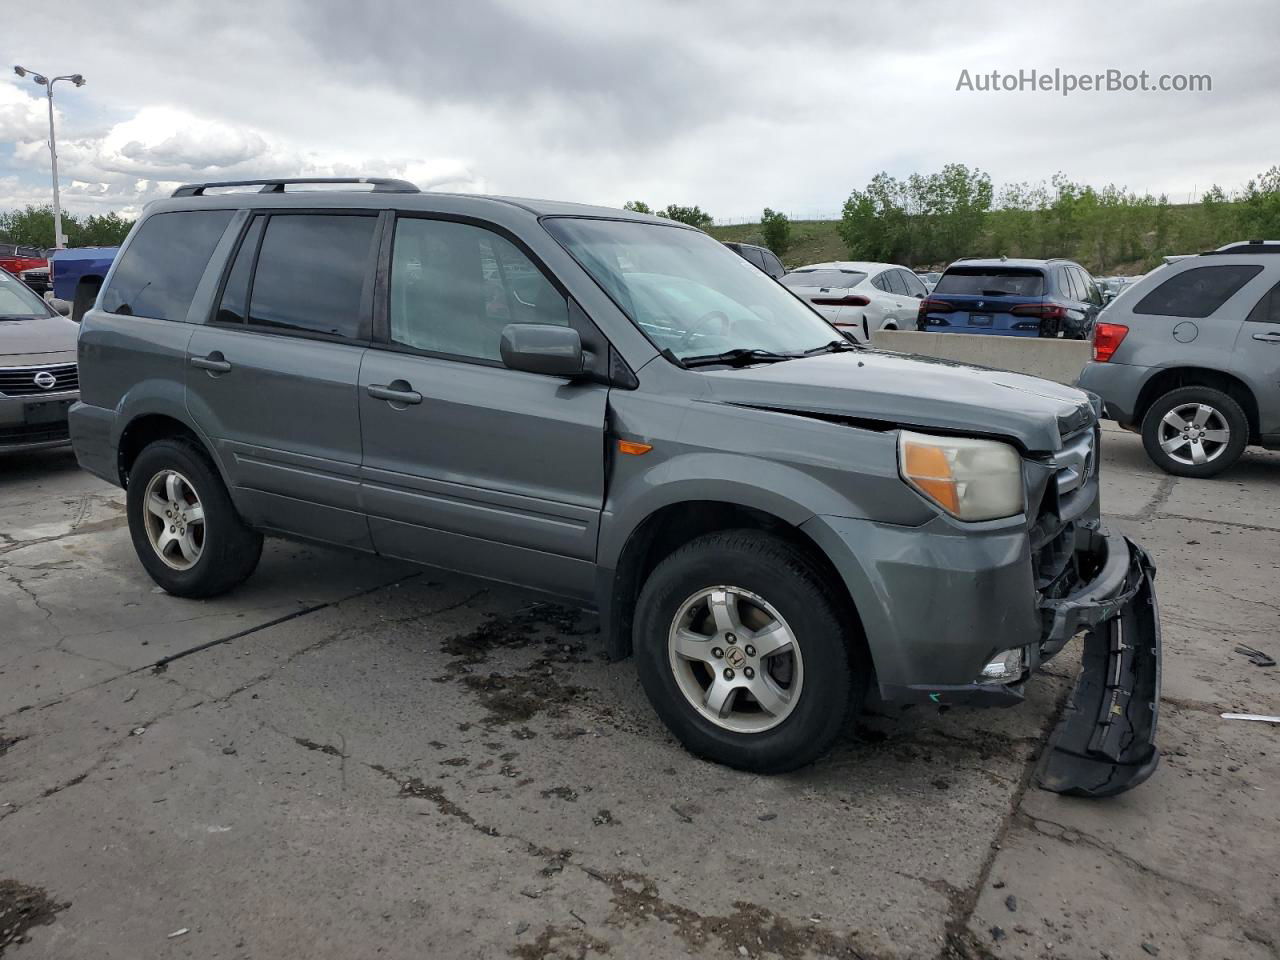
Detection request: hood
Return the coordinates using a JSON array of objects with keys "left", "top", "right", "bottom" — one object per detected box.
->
[
  {"left": 0, "top": 314, "right": 80, "bottom": 359},
  {"left": 701, "top": 349, "right": 1092, "bottom": 452}
]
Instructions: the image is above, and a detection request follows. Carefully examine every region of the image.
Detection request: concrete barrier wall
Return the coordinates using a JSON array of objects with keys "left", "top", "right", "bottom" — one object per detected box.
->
[{"left": 870, "top": 330, "right": 1091, "bottom": 385}]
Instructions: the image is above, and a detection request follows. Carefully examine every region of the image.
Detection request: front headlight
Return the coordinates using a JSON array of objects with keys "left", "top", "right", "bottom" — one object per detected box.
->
[{"left": 898, "top": 431, "right": 1025, "bottom": 521}]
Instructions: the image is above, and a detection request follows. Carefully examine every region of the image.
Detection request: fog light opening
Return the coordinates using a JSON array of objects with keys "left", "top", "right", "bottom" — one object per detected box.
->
[{"left": 980, "top": 648, "right": 1026, "bottom": 684}]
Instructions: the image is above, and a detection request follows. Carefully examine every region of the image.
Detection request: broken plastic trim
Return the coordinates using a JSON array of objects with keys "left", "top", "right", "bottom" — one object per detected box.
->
[{"left": 1037, "top": 540, "right": 1161, "bottom": 798}]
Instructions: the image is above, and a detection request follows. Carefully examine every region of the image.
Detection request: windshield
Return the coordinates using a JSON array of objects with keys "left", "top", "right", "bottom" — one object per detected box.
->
[
  {"left": 543, "top": 218, "right": 841, "bottom": 361},
  {"left": 782, "top": 268, "right": 867, "bottom": 289},
  {"left": 0, "top": 270, "right": 53, "bottom": 319},
  {"left": 934, "top": 267, "right": 1045, "bottom": 297}
]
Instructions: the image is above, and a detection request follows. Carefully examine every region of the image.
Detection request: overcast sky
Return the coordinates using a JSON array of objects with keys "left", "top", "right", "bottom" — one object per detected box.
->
[{"left": 2, "top": 0, "right": 1278, "bottom": 224}]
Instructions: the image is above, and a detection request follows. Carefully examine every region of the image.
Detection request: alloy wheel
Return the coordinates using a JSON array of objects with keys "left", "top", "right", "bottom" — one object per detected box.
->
[
  {"left": 667, "top": 585, "right": 803, "bottom": 733},
  {"left": 142, "top": 469, "right": 206, "bottom": 571},
  {"left": 1157, "top": 402, "right": 1231, "bottom": 466}
]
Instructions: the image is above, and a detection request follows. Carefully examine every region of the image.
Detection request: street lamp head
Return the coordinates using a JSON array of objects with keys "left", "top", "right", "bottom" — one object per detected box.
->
[
  {"left": 12, "top": 65, "right": 26, "bottom": 77},
  {"left": 71, "top": 74, "right": 86, "bottom": 87},
  {"left": 32, "top": 74, "right": 48, "bottom": 86}
]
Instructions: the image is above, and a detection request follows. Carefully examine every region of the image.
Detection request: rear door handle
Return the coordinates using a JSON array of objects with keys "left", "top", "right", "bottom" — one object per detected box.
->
[
  {"left": 1252, "top": 330, "right": 1280, "bottom": 343},
  {"left": 190, "top": 353, "right": 232, "bottom": 373},
  {"left": 367, "top": 383, "right": 423, "bottom": 405}
]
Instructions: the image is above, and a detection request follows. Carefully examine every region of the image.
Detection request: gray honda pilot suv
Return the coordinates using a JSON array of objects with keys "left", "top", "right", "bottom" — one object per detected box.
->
[{"left": 70, "top": 179, "right": 1162, "bottom": 796}]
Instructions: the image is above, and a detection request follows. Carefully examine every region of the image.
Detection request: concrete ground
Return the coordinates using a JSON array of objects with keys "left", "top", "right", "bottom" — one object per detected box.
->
[{"left": 0, "top": 427, "right": 1276, "bottom": 960}]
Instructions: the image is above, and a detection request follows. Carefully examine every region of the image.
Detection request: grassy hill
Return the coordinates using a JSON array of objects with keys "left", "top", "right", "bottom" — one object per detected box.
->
[{"left": 709, "top": 202, "right": 1216, "bottom": 276}]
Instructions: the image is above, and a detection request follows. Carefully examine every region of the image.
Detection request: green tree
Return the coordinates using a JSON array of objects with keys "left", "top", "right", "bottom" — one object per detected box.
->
[
  {"left": 0, "top": 204, "right": 135, "bottom": 249},
  {"left": 656, "top": 204, "right": 713, "bottom": 229},
  {"left": 622, "top": 200, "right": 652, "bottom": 214},
  {"left": 760, "top": 208, "right": 791, "bottom": 254}
]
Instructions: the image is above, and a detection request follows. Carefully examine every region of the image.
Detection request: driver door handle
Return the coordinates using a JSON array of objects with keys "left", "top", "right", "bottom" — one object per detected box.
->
[
  {"left": 367, "top": 383, "right": 423, "bottom": 405},
  {"left": 190, "top": 353, "right": 232, "bottom": 373},
  {"left": 1252, "top": 330, "right": 1280, "bottom": 343}
]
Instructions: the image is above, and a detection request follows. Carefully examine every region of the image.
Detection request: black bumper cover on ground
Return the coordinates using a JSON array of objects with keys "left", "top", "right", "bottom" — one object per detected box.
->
[{"left": 1036, "top": 535, "right": 1161, "bottom": 798}]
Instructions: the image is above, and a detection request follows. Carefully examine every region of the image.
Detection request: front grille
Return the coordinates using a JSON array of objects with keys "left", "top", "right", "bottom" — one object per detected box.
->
[
  {"left": 0, "top": 363, "right": 78, "bottom": 397},
  {"left": 1054, "top": 429, "right": 1095, "bottom": 495},
  {"left": 0, "top": 421, "right": 71, "bottom": 446}
]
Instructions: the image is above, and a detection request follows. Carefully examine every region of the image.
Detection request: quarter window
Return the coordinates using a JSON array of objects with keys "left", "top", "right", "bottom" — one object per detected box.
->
[
  {"left": 244, "top": 214, "right": 378, "bottom": 339},
  {"left": 389, "top": 218, "right": 568, "bottom": 362},
  {"left": 101, "top": 210, "right": 233, "bottom": 321},
  {"left": 1133, "top": 265, "right": 1263, "bottom": 319}
]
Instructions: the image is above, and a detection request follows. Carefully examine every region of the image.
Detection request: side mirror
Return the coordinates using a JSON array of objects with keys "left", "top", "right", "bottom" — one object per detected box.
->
[
  {"left": 500, "top": 323, "right": 585, "bottom": 377},
  {"left": 50, "top": 298, "right": 72, "bottom": 317}
]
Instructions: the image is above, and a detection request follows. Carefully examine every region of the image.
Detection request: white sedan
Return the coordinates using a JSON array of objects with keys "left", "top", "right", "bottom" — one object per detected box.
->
[{"left": 780, "top": 261, "right": 927, "bottom": 342}]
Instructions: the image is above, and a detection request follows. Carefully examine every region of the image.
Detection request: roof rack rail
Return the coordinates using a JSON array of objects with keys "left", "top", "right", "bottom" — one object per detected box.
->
[
  {"left": 1200, "top": 240, "right": 1280, "bottom": 255},
  {"left": 171, "top": 177, "right": 420, "bottom": 198}
]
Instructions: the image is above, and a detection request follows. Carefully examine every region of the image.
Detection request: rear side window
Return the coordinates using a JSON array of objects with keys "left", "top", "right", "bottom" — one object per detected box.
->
[
  {"left": 1133, "top": 264, "right": 1263, "bottom": 318},
  {"left": 934, "top": 268, "right": 1046, "bottom": 297},
  {"left": 215, "top": 216, "right": 264, "bottom": 325},
  {"left": 1247, "top": 279, "right": 1280, "bottom": 324},
  {"left": 761, "top": 250, "right": 785, "bottom": 278},
  {"left": 899, "top": 270, "right": 927, "bottom": 297},
  {"left": 389, "top": 217, "right": 568, "bottom": 362},
  {"left": 101, "top": 210, "right": 233, "bottom": 321},
  {"left": 245, "top": 214, "right": 378, "bottom": 339}
]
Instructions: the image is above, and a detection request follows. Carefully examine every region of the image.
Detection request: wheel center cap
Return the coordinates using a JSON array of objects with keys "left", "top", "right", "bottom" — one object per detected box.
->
[{"left": 725, "top": 646, "right": 747, "bottom": 669}]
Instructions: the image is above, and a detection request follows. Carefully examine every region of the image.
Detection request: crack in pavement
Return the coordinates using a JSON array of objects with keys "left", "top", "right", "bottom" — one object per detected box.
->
[
  {"left": 285, "top": 735, "right": 879, "bottom": 960},
  {"left": 0, "top": 514, "right": 128, "bottom": 561},
  {"left": 1017, "top": 811, "right": 1232, "bottom": 905},
  {"left": 0, "top": 573, "right": 433, "bottom": 722}
]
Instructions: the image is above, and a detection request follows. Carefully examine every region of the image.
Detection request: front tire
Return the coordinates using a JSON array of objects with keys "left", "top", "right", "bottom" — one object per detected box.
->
[
  {"left": 127, "top": 438, "right": 263, "bottom": 597},
  {"left": 1140, "top": 386, "right": 1248, "bottom": 478},
  {"left": 634, "top": 530, "right": 865, "bottom": 773}
]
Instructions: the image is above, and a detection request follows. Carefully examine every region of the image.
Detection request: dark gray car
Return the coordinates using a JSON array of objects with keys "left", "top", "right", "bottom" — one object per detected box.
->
[
  {"left": 70, "top": 179, "right": 1161, "bottom": 795},
  {"left": 0, "top": 267, "right": 80, "bottom": 452},
  {"left": 1079, "top": 241, "right": 1280, "bottom": 477}
]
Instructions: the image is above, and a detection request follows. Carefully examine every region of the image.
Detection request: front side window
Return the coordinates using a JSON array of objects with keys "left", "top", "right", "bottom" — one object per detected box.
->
[
  {"left": 545, "top": 218, "right": 841, "bottom": 361},
  {"left": 1133, "top": 264, "right": 1263, "bottom": 319},
  {"left": 245, "top": 214, "right": 377, "bottom": 339},
  {"left": 389, "top": 218, "right": 568, "bottom": 362},
  {"left": 102, "top": 210, "right": 233, "bottom": 321}
]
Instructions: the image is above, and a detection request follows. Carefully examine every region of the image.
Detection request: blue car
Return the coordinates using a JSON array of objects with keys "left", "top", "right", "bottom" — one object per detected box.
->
[
  {"left": 50, "top": 246, "right": 119, "bottom": 321},
  {"left": 917, "top": 257, "right": 1103, "bottom": 339}
]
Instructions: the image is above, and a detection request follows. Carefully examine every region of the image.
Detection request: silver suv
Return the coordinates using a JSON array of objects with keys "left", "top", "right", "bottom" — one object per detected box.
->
[
  {"left": 1079, "top": 241, "right": 1280, "bottom": 477},
  {"left": 70, "top": 178, "right": 1161, "bottom": 795}
]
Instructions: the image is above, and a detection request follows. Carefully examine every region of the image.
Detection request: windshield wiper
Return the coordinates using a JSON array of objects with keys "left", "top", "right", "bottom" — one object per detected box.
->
[
  {"left": 681, "top": 347, "right": 799, "bottom": 368},
  {"left": 802, "top": 339, "right": 860, "bottom": 355}
]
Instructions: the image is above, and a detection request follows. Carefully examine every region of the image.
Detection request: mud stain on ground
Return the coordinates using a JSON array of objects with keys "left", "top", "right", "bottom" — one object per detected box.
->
[
  {"left": 440, "top": 605, "right": 596, "bottom": 727},
  {"left": 0, "top": 880, "right": 69, "bottom": 954}
]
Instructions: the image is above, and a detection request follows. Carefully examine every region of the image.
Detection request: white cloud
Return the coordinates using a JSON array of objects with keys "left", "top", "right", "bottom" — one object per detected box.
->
[
  {"left": 3, "top": 0, "right": 1279, "bottom": 221},
  {"left": 0, "top": 82, "right": 50, "bottom": 143}
]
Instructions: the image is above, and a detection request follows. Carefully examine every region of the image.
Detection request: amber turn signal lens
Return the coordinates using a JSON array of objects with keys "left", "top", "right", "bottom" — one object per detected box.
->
[
  {"left": 617, "top": 440, "right": 653, "bottom": 456},
  {"left": 901, "top": 441, "right": 960, "bottom": 513}
]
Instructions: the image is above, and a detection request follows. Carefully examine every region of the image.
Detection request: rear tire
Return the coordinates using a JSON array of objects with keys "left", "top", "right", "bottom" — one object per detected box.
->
[
  {"left": 127, "top": 438, "right": 263, "bottom": 597},
  {"left": 1140, "top": 386, "right": 1248, "bottom": 478},
  {"left": 634, "top": 530, "right": 866, "bottom": 773},
  {"left": 71, "top": 279, "right": 101, "bottom": 323}
]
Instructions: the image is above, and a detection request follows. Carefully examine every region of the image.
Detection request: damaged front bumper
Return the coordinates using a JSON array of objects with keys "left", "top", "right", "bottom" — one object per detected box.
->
[{"left": 1036, "top": 530, "right": 1161, "bottom": 797}]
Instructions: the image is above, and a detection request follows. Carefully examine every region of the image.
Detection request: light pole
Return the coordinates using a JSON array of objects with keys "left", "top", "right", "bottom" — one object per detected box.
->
[{"left": 13, "top": 66, "right": 85, "bottom": 251}]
